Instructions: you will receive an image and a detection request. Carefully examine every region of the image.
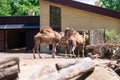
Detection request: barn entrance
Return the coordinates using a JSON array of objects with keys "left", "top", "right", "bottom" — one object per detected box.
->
[
  {"left": 0, "top": 25, "right": 39, "bottom": 52},
  {"left": 0, "top": 16, "right": 40, "bottom": 52},
  {"left": 7, "top": 29, "right": 26, "bottom": 52},
  {"left": 6, "top": 29, "right": 39, "bottom": 53}
]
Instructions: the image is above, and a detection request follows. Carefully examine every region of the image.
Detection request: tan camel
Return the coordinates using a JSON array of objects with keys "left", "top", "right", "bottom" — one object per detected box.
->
[
  {"left": 61, "top": 28, "right": 86, "bottom": 57},
  {"left": 32, "top": 32, "right": 42, "bottom": 58},
  {"left": 32, "top": 26, "right": 62, "bottom": 58},
  {"left": 33, "top": 26, "right": 86, "bottom": 58},
  {"left": 59, "top": 28, "right": 76, "bottom": 58}
]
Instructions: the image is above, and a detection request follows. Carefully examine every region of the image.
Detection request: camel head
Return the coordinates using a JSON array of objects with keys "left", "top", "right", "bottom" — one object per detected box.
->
[{"left": 64, "top": 27, "right": 74, "bottom": 37}]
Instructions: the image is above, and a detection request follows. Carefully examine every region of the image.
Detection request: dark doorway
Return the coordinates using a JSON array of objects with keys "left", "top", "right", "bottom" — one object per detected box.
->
[
  {"left": 0, "top": 30, "right": 5, "bottom": 51},
  {"left": 49, "top": 5, "right": 61, "bottom": 50},
  {"left": 6, "top": 29, "right": 39, "bottom": 52},
  {"left": 7, "top": 29, "right": 26, "bottom": 49}
]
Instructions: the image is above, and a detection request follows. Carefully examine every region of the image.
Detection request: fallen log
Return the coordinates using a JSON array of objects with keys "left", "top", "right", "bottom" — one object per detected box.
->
[
  {"left": 55, "top": 59, "right": 80, "bottom": 71},
  {"left": 0, "top": 65, "right": 18, "bottom": 80},
  {"left": 0, "top": 57, "right": 20, "bottom": 80},
  {"left": 0, "top": 57, "right": 20, "bottom": 72},
  {"left": 38, "top": 58, "right": 95, "bottom": 80}
]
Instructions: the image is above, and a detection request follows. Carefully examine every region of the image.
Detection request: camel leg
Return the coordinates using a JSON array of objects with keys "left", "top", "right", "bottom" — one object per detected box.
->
[
  {"left": 65, "top": 47, "right": 69, "bottom": 58},
  {"left": 33, "top": 37, "right": 37, "bottom": 59},
  {"left": 72, "top": 51, "right": 76, "bottom": 58},
  {"left": 82, "top": 49, "right": 85, "bottom": 57},
  {"left": 77, "top": 47, "right": 80, "bottom": 58},
  {"left": 32, "top": 46, "right": 36, "bottom": 59},
  {"left": 69, "top": 49, "right": 72, "bottom": 58},
  {"left": 36, "top": 45, "right": 42, "bottom": 58},
  {"left": 77, "top": 45, "right": 84, "bottom": 58},
  {"left": 52, "top": 42, "right": 57, "bottom": 58},
  {"left": 82, "top": 44, "right": 85, "bottom": 57},
  {"left": 72, "top": 47, "right": 76, "bottom": 58}
]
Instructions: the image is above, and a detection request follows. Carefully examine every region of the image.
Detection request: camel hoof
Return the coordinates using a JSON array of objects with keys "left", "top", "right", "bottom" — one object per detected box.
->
[
  {"left": 65, "top": 56, "right": 69, "bottom": 59},
  {"left": 33, "top": 57, "right": 36, "bottom": 59},
  {"left": 39, "top": 57, "right": 42, "bottom": 59},
  {"left": 52, "top": 55, "right": 57, "bottom": 58},
  {"left": 39, "top": 56, "right": 42, "bottom": 59}
]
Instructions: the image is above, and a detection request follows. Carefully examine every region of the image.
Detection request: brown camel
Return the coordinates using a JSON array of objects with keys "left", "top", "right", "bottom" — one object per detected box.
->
[
  {"left": 61, "top": 28, "right": 86, "bottom": 57},
  {"left": 59, "top": 28, "right": 76, "bottom": 58},
  {"left": 33, "top": 26, "right": 86, "bottom": 58},
  {"left": 32, "top": 32, "right": 42, "bottom": 58},
  {"left": 32, "top": 26, "right": 62, "bottom": 58}
]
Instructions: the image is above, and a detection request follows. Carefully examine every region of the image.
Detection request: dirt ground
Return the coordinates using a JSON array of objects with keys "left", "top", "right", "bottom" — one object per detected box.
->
[
  {"left": 0, "top": 52, "right": 78, "bottom": 80},
  {"left": 0, "top": 52, "right": 117, "bottom": 80}
]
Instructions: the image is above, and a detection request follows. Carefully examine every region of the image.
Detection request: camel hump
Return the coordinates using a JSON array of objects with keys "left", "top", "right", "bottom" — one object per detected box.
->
[
  {"left": 40, "top": 26, "right": 54, "bottom": 34},
  {"left": 34, "top": 32, "right": 41, "bottom": 37},
  {"left": 54, "top": 31, "right": 61, "bottom": 41},
  {"left": 40, "top": 26, "right": 53, "bottom": 32}
]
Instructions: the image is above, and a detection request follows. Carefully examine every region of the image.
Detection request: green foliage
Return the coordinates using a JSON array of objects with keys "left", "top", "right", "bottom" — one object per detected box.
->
[
  {"left": 0, "top": 0, "right": 40, "bottom": 16},
  {"left": 105, "top": 29, "right": 120, "bottom": 44},
  {"left": 0, "top": 1, "right": 11, "bottom": 16},
  {"left": 100, "top": 0, "right": 120, "bottom": 11}
]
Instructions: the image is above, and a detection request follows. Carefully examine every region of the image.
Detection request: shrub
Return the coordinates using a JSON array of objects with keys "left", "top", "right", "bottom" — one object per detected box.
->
[{"left": 105, "top": 29, "right": 120, "bottom": 44}]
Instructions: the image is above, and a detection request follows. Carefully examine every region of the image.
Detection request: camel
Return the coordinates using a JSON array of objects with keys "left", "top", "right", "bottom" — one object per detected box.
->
[
  {"left": 59, "top": 28, "right": 76, "bottom": 58},
  {"left": 32, "top": 26, "right": 86, "bottom": 58},
  {"left": 32, "top": 26, "right": 62, "bottom": 58},
  {"left": 32, "top": 26, "right": 76, "bottom": 58},
  {"left": 74, "top": 30, "right": 86, "bottom": 57},
  {"left": 32, "top": 32, "right": 42, "bottom": 58},
  {"left": 61, "top": 28, "right": 86, "bottom": 57}
]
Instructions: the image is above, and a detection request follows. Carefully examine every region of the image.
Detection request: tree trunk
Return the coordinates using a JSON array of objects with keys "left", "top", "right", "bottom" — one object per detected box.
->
[
  {"left": 0, "top": 57, "right": 20, "bottom": 80},
  {"left": 55, "top": 59, "right": 83, "bottom": 71},
  {"left": 0, "top": 57, "right": 20, "bottom": 72},
  {"left": 38, "top": 58, "right": 95, "bottom": 80},
  {"left": 0, "top": 65, "right": 18, "bottom": 80}
]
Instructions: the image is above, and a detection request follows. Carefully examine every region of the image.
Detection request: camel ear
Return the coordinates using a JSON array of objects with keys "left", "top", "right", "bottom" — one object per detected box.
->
[
  {"left": 69, "top": 27, "right": 74, "bottom": 35},
  {"left": 70, "top": 27, "right": 73, "bottom": 30}
]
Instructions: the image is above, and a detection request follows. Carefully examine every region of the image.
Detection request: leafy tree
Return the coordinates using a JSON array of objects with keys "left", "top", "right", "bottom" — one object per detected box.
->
[
  {"left": 100, "top": 0, "right": 120, "bottom": 11},
  {"left": 0, "top": 1, "right": 12, "bottom": 16},
  {"left": 0, "top": 0, "right": 40, "bottom": 16}
]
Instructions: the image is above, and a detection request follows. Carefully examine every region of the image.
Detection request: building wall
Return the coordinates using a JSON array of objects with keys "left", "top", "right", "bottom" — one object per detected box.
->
[
  {"left": 40, "top": 0, "right": 120, "bottom": 32},
  {"left": 40, "top": 0, "right": 50, "bottom": 28},
  {"left": 40, "top": 0, "right": 120, "bottom": 52},
  {"left": 40, "top": 0, "right": 51, "bottom": 52}
]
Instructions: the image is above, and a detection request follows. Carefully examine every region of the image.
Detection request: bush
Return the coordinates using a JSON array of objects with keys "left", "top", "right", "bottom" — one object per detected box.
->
[{"left": 105, "top": 29, "right": 120, "bottom": 44}]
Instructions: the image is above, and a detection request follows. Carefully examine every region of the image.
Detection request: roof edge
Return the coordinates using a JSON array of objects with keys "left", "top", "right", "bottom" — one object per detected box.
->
[{"left": 46, "top": 0, "right": 120, "bottom": 19}]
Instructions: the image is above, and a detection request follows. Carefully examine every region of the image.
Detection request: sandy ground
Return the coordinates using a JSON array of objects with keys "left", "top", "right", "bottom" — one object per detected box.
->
[{"left": 0, "top": 52, "right": 116, "bottom": 80}]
